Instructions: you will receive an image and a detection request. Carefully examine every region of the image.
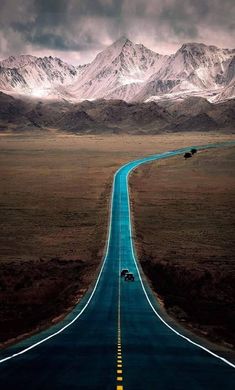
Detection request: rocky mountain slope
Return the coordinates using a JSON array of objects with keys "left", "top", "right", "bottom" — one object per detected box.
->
[
  {"left": 0, "top": 91, "right": 234, "bottom": 134},
  {"left": 0, "top": 55, "right": 87, "bottom": 97},
  {"left": 135, "top": 43, "right": 235, "bottom": 102},
  {"left": 67, "top": 37, "right": 169, "bottom": 101},
  {"left": 0, "top": 38, "right": 234, "bottom": 103}
]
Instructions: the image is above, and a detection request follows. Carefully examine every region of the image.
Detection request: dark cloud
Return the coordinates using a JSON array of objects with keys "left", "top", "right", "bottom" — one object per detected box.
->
[
  {"left": 12, "top": 20, "right": 101, "bottom": 52},
  {"left": 0, "top": 0, "right": 234, "bottom": 64},
  {"left": 29, "top": 32, "right": 72, "bottom": 51}
]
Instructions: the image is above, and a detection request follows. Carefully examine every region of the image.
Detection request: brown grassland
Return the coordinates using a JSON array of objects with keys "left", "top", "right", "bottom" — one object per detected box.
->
[
  {"left": 130, "top": 145, "right": 235, "bottom": 349},
  {"left": 0, "top": 131, "right": 234, "bottom": 349}
]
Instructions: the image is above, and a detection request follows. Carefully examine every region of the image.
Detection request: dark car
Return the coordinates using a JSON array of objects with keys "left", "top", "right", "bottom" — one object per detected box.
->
[
  {"left": 121, "top": 269, "right": 129, "bottom": 277},
  {"left": 184, "top": 152, "right": 192, "bottom": 159},
  {"left": 191, "top": 148, "right": 197, "bottom": 155},
  {"left": 124, "top": 272, "right": 135, "bottom": 281}
]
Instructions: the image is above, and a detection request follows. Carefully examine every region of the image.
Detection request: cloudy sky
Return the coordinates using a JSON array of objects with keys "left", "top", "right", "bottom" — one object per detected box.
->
[{"left": 0, "top": 0, "right": 234, "bottom": 64}]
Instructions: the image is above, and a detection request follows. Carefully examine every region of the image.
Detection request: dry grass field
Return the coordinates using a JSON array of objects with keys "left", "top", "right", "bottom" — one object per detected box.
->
[
  {"left": 130, "top": 145, "right": 235, "bottom": 349},
  {"left": 0, "top": 131, "right": 234, "bottom": 347}
]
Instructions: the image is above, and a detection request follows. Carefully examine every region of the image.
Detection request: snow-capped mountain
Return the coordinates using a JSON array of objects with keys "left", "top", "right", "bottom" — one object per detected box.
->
[
  {"left": 0, "top": 55, "right": 37, "bottom": 69},
  {"left": 67, "top": 37, "right": 169, "bottom": 101},
  {"left": 213, "top": 56, "right": 235, "bottom": 102},
  {"left": 0, "top": 38, "right": 234, "bottom": 103},
  {"left": 0, "top": 55, "right": 87, "bottom": 97},
  {"left": 134, "top": 43, "right": 235, "bottom": 102}
]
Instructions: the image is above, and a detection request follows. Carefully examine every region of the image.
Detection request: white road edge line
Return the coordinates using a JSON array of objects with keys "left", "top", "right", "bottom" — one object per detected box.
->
[
  {"left": 1, "top": 143, "right": 234, "bottom": 368},
  {"left": 125, "top": 152, "right": 235, "bottom": 369},
  {"left": 0, "top": 163, "right": 125, "bottom": 364}
]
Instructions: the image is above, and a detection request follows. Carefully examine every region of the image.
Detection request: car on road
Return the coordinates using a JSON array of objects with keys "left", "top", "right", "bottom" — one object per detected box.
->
[
  {"left": 120, "top": 269, "right": 129, "bottom": 277},
  {"left": 124, "top": 272, "right": 135, "bottom": 281},
  {"left": 184, "top": 152, "right": 192, "bottom": 159}
]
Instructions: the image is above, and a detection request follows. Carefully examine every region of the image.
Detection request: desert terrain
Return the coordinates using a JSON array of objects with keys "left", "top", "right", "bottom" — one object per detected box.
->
[
  {"left": 130, "top": 145, "right": 235, "bottom": 349},
  {"left": 0, "top": 132, "right": 234, "bottom": 348}
]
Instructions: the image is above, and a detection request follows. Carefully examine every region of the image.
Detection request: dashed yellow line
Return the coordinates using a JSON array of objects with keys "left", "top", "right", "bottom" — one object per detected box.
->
[
  {"left": 116, "top": 290, "right": 124, "bottom": 390},
  {"left": 116, "top": 189, "right": 124, "bottom": 390},
  {"left": 116, "top": 252, "right": 124, "bottom": 387}
]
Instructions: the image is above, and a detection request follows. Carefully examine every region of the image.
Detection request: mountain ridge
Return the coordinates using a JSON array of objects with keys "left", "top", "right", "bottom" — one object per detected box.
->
[
  {"left": 0, "top": 38, "right": 234, "bottom": 103},
  {"left": 0, "top": 90, "right": 234, "bottom": 134}
]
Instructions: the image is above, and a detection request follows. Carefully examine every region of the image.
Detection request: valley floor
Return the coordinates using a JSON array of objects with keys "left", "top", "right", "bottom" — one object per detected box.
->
[{"left": 0, "top": 131, "right": 234, "bottom": 350}]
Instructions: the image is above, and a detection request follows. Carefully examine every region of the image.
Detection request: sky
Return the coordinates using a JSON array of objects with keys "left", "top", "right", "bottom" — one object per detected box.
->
[{"left": 0, "top": 0, "right": 234, "bottom": 65}]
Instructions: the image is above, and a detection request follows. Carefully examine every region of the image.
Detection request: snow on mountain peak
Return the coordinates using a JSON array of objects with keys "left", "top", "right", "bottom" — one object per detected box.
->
[
  {"left": 0, "top": 54, "right": 37, "bottom": 69},
  {"left": 132, "top": 41, "right": 235, "bottom": 102},
  {"left": 0, "top": 39, "right": 234, "bottom": 103},
  {"left": 67, "top": 37, "right": 168, "bottom": 101},
  {"left": 0, "top": 54, "right": 83, "bottom": 98},
  {"left": 112, "top": 36, "right": 131, "bottom": 48}
]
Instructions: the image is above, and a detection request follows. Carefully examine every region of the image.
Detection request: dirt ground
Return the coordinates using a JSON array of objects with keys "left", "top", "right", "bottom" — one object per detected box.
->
[
  {"left": 0, "top": 131, "right": 234, "bottom": 347},
  {"left": 130, "top": 145, "right": 235, "bottom": 349}
]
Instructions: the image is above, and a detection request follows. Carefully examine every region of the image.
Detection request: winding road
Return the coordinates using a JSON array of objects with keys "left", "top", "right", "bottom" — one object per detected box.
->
[{"left": 0, "top": 143, "right": 235, "bottom": 389}]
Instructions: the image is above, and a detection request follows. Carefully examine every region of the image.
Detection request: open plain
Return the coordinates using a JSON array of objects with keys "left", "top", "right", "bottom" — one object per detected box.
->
[
  {"left": 130, "top": 145, "right": 235, "bottom": 349},
  {"left": 0, "top": 132, "right": 234, "bottom": 348}
]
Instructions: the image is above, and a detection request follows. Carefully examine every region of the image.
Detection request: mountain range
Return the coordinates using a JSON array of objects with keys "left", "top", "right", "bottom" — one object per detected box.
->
[
  {"left": 0, "top": 90, "right": 234, "bottom": 134},
  {"left": 0, "top": 37, "right": 234, "bottom": 103}
]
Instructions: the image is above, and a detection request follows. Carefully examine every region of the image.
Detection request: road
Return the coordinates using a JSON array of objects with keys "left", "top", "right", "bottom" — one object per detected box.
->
[{"left": 0, "top": 143, "right": 235, "bottom": 389}]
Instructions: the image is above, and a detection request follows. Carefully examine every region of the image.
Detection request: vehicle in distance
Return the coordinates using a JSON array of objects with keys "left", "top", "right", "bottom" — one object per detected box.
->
[
  {"left": 124, "top": 272, "right": 135, "bottom": 281},
  {"left": 184, "top": 152, "right": 192, "bottom": 159},
  {"left": 121, "top": 269, "right": 129, "bottom": 277}
]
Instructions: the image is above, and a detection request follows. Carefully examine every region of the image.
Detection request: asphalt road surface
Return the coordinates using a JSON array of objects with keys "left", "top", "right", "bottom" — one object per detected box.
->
[{"left": 0, "top": 143, "right": 235, "bottom": 389}]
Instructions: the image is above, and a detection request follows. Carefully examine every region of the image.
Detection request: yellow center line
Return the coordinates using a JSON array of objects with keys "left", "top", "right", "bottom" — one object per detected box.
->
[{"left": 116, "top": 185, "right": 124, "bottom": 390}]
